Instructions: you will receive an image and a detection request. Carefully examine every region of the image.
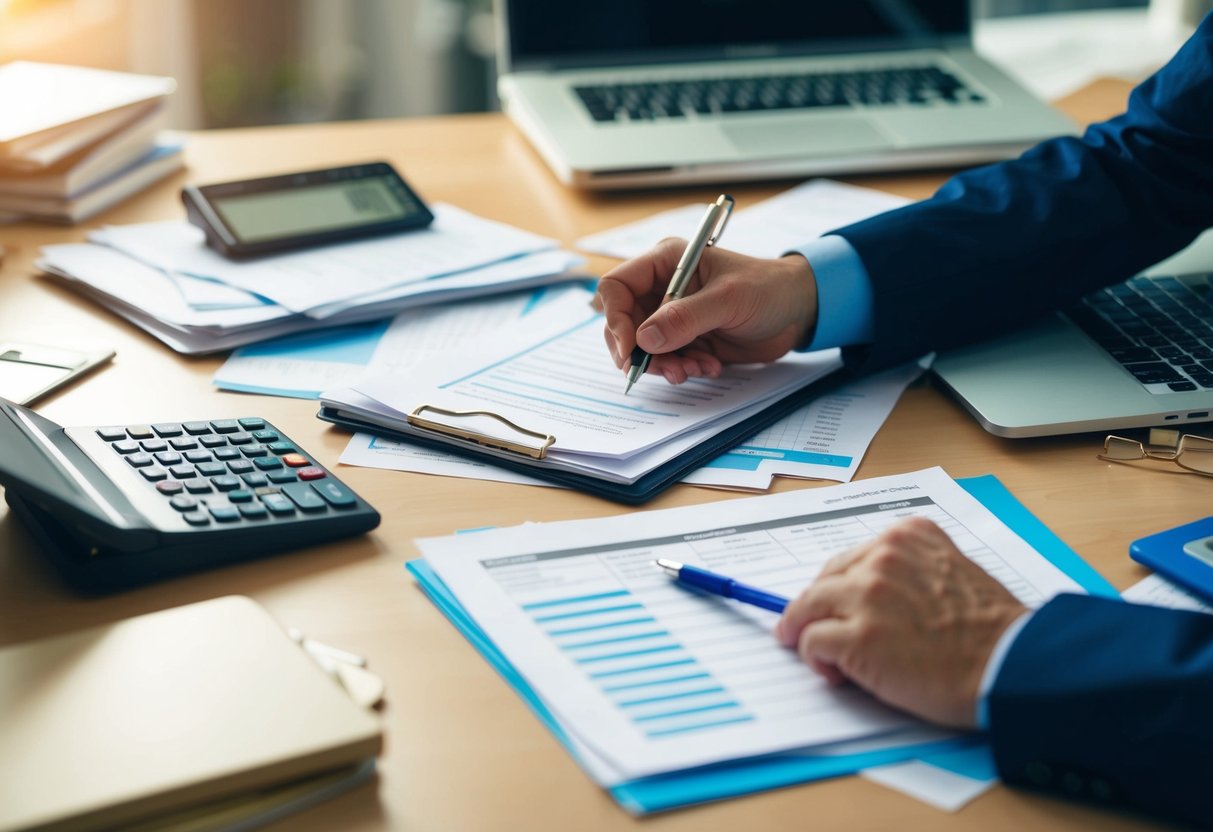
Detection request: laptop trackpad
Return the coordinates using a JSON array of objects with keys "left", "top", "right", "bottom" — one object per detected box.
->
[{"left": 722, "top": 117, "right": 891, "bottom": 157}]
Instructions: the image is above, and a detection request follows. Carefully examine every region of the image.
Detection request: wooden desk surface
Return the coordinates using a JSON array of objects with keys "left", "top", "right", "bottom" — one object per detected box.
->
[{"left": 0, "top": 79, "right": 1182, "bottom": 831}]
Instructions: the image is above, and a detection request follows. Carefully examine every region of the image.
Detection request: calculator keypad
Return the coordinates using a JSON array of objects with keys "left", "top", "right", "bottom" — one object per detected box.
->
[{"left": 95, "top": 418, "right": 352, "bottom": 527}]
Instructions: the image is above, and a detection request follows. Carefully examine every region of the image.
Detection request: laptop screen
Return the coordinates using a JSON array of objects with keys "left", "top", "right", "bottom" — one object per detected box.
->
[{"left": 503, "top": 1, "right": 970, "bottom": 71}]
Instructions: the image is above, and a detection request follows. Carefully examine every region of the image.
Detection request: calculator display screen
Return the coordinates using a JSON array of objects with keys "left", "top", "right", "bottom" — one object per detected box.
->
[{"left": 209, "top": 175, "right": 427, "bottom": 244}]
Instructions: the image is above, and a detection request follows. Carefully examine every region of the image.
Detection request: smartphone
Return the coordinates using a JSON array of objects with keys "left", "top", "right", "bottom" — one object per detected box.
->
[{"left": 0, "top": 342, "right": 115, "bottom": 405}]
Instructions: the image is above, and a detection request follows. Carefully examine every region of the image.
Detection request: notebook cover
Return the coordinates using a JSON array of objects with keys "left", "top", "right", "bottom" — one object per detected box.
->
[{"left": 0, "top": 596, "right": 382, "bottom": 832}]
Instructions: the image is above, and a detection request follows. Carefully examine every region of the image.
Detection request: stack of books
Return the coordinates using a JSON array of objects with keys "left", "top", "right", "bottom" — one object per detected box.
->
[{"left": 0, "top": 61, "right": 181, "bottom": 223}]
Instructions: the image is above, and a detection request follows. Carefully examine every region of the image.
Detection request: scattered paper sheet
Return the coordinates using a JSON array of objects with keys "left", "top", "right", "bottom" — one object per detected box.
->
[
  {"left": 215, "top": 284, "right": 594, "bottom": 399},
  {"left": 863, "top": 760, "right": 997, "bottom": 812},
  {"left": 414, "top": 468, "right": 1087, "bottom": 782},
  {"left": 684, "top": 358, "right": 928, "bottom": 488},
  {"left": 91, "top": 204, "right": 559, "bottom": 316},
  {"left": 1123, "top": 572, "right": 1213, "bottom": 613},
  {"left": 576, "top": 179, "right": 910, "bottom": 261}
]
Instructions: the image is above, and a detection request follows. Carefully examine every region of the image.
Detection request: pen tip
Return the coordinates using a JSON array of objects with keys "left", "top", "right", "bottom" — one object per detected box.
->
[
  {"left": 654, "top": 558, "right": 682, "bottom": 576},
  {"left": 623, "top": 378, "right": 634, "bottom": 396}
]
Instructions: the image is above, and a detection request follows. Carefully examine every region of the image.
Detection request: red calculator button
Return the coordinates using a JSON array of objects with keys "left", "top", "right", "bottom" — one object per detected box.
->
[
  {"left": 282, "top": 453, "right": 309, "bottom": 468},
  {"left": 297, "top": 466, "right": 326, "bottom": 481}
]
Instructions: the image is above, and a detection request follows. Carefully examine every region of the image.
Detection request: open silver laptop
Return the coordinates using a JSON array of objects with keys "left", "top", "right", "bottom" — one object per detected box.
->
[
  {"left": 933, "top": 231, "right": 1213, "bottom": 438},
  {"left": 495, "top": 1, "right": 1077, "bottom": 189}
]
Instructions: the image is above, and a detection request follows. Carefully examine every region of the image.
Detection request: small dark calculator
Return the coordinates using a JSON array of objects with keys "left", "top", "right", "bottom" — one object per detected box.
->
[{"left": 0, "top": 398, "right": 379, "bottom": 592}]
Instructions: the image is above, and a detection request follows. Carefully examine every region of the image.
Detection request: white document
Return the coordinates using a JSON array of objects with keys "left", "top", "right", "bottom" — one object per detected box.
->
[
  {"left": 415, "top": 467, "right": 1086, "bottom": 780},
  {"left": 351, "top": 315, "right": 841, "bottom": 462},
  {"left": 576, "top": 179, "right": 910, "bottom": 261},
  {"left": 862, "top": 760, "right": 997, "bottom": 812},
  {"left": 216, "top": 284, "right": 594, "bottom": 398},
  {"left": 341, "top": 433, "right": 556, "bottom": 488},
  {"left": 1123, "top": 572, "right": 1213, "bottom": 613},
  {"left": 90, "top": 204, "right": 559, "bottom": 315},
  {"left": 684, "top": 359, "right": 928, "bottom": 489}
]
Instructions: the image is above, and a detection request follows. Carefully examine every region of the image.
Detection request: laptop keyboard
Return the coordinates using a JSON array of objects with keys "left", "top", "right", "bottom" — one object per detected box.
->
[
  {"left": 573, "top": 65, "right": 983, "bottom": 122},
  {"left": 1066, "top": 274, "right": 1213, "bottom": 394}
]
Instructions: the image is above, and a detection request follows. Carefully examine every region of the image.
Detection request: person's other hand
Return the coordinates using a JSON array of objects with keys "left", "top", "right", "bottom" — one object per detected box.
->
[
  {"left": 593, "top": 239, "right": 818, "bottom": 384},
  {"left": 775, "top": 517, "right": 1028, "bottom": 729}
]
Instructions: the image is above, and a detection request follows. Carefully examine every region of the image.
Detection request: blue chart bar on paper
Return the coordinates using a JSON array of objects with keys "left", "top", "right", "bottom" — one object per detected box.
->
[{"left": 525, "top": 589, "right": 755, "bottom": 739}]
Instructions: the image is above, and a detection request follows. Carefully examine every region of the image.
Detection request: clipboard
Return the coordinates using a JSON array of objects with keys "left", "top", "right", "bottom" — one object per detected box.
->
[{"left": 317, "top": 366, "right": 852, "bottom": 504}]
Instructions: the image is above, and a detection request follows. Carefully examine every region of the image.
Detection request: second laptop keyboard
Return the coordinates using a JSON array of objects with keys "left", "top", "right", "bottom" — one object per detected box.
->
[{"left": 1067, "top": 274, "right": 1213, "bottom": 393}]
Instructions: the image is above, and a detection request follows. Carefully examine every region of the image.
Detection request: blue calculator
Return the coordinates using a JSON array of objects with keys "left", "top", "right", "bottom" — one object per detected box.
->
[{"left": 1130, "top": 517, "right": 1213, "bottom": 603}]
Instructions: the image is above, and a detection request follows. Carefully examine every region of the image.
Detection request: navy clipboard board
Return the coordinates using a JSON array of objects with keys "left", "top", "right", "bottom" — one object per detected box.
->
[{"left": 317, "top": 367, "right": 852, "bottom": 504}]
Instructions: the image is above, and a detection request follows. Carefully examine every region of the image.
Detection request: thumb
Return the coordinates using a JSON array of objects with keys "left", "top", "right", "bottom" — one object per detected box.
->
[{"left": 636, "top": 290, "right": 735, "bottom": 353}]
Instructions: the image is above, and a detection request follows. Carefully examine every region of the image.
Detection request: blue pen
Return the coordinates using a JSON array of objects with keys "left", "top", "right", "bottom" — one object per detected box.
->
[{"left": 654, "top": 558, "right": 789, "bottom": 613}]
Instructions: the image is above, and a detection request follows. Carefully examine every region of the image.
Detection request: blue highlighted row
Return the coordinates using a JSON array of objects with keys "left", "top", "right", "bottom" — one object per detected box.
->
[
  {"left": 559, "top": 630, "right": 669, "bottom": 650},
  {"left": 520, "top": 590, "right": 631, "bottom": 611},
  {"left": 646, "top": 714, "right": 756, "bottom": 738},
  {"left": 634, "top": 700, "right": 741, "bottom": 723},
  {"left": 618, "top": 685, "right": 726, "bottom": 708},
  {"left": 574, "top": 644, "right": 681, "bottom": 665},
  {"left": 532, "top": 603, "right": 644, "bottom": 623}
]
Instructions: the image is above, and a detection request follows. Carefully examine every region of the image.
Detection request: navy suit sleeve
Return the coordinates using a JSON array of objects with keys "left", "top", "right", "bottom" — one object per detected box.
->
[
  {"left": 831, "top": 14, "right": 1213, "bottom": 374},
  {"left": 988, "top": 593, "right": 1213, "bottom": 826}
]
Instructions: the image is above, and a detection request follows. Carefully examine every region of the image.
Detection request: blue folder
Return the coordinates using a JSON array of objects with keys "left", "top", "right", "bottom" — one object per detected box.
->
[{"left": 406, "top": 474, "right": 1118, "bottom": 814}]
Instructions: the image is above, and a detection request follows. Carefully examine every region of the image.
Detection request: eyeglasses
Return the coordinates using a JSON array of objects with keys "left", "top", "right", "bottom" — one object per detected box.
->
[{"left": 1099, "top": 429, "right": 1213, "bottom": 476}]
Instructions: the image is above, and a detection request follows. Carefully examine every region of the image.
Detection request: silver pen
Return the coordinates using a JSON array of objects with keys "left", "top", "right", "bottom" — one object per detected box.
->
[{"left": 624, "top": 194, "right": 735, "bottom": 394}]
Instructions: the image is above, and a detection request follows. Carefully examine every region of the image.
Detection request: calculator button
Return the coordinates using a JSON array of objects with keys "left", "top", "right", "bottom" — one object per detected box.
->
[
  {"left": 267, "top": 442, "right": 296, "bottom": 455},
  {"left": 238, "top": 502, "right": 268, "bottom": 519},
  {"left": 210, "top": 420, "right": 240, "bottom": 434},
  {"left": 252, "top": 429, "right": 278, "bottom": 442},
  {"left": 240, "top": 445, "right": 267, "bottom": 458},
  {"left": 282, "top": 482, "right": 327, "bottom": 512},
  {"left": 208, "top": 505, "right": 241, "bottom": 523},
  {"left": 156, "top": 480, "right": 185, "bottom": 495},
  {"left": 311, "top": 480, "right": 357, "bottom": 508},
  {"left": 267, "top": 470, "right": 296, "bottom": 483},
  {"left": 169, "top": 495, "right": 198, "bottom": 512},
  {"left": 126, "top": 452, "right": 154, "bottom": 468},
  {"left": 254, "top": 456, "right": 284, "bottom": 471},
  {"left": 211, "top": 475, "right": 241, "bottom": 491},
  {"left": 184, "top": 480, "right": 213, "bottom": 495},
  {"left": 182, "top": 512, "right": 211, "bottom": 526},
  {"left": 141, "top": 440, "right": 168, "bottom": 453},
  {"left": 240, "top": 418, "right": 267, "bottom": 431},
  {"left": 282, "top": 453, "right": 309, "bottom": 468},
  {"left": 227, "top": 460, "right": 254, "bottom": 475},
  {"left": 213, "top": 447, "right": 241, "bottom": 460},
  {"left": 182, "top": 422, "right": 212, "bottom": 436},
  {"left": 242, "top": 473, "right": 268, "bottom": 488},
  {"left": 141, "top": 467, "right": 168, "bottom": 482},
  {"left": 298, "top": 466, "right": 326, "bottom": 481},
  {"left": 184, "top": 451, "right": 212, "bottom": 464},
  {"left": 97, "top": 427, "right": 128, "bottom": 441},
  {"left": 260, "top": 493, "right": 296, "bottom": 515},
  {"left": 169, "top": 437, "right": 198, "bottom": 451},
  {"left": 228, "top": 432, "right": 253, "bottom": 445},
  {"left": 112, "top": 440, "right": 140, "bottom": 455},
  {"left": 152, "top": 423, "right": 183, "bottom": 437},
  {"left": 199, "top": 435, "right": 228, "bottom": 448},
  {"left": 169, "top": 464, "right": 197, "bottom": 479},
  {"left": 228, "top": 489, "right": 254, "bottom": 503},
  {"left": 126, "top": 425, "right": 154, "bottom": 439},
  {"left": 196, "top": 462, "right": 227, "bottom": 478},
  {"left": 154, "top": 451, "right": 182, "bottom": 466}
]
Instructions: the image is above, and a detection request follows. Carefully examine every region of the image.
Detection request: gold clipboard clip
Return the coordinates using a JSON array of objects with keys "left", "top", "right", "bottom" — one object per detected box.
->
[{"left": 406, "top": 405, "right": 556, "bottom": 460}]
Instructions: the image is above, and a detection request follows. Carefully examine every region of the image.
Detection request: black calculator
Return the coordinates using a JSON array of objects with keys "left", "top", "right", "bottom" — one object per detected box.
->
[{"left": 0, "top": 397, "right": 379, "bottom": 592}]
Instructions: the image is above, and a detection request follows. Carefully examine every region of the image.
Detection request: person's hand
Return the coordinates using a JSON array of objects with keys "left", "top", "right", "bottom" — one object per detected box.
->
[
  {"left": 593, "top": 239, "right": 818, "bottom": 384},
  {"left": 775, "top": 517, "right": 1028, "bottom": 729}
]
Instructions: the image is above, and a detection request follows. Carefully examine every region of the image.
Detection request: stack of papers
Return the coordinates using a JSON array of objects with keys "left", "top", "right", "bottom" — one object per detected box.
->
[
  {"left": 37, "top": 204, "right": 586, "bottom": 353},
  {"left": 0, "top": 62, "right": 181, "bottom": 223},
  {"left": 320, "top": 308, "right": 843, "bottom": 490},
  {"left": 408, "top": 468, "right": 1118, "bottom": 812}
]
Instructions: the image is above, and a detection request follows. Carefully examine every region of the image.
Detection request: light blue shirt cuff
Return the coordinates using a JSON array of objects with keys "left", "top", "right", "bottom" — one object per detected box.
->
[
  {"left": 975, "top": 609, "right": 1034, "bottom": 730},
  {"left": 788, "top": 235, "right": 874, "bottom": 351}
]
